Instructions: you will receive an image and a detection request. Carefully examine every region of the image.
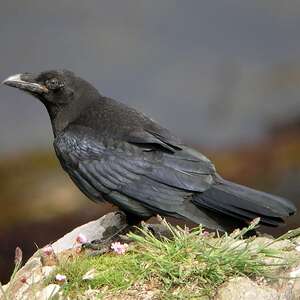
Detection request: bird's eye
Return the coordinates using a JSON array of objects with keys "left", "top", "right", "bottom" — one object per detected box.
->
[{"left": 45, "top": 78, "right": 64, "bottom": 90}]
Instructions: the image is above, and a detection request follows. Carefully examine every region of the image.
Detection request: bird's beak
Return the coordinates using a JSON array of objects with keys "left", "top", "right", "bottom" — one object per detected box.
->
[{"left": 2, "top": 73, "right": 48, "bottom": 94}]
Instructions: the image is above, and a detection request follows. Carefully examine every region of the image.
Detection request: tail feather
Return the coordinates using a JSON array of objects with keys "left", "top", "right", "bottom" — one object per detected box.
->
[{"left": 192, "top": 179, "right": 296, "bottom": 227}]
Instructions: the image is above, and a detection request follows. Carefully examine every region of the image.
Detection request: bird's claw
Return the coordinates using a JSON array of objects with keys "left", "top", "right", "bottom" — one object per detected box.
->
[{"left": 82, "top": 238, "right": 110, "bottom": 250}]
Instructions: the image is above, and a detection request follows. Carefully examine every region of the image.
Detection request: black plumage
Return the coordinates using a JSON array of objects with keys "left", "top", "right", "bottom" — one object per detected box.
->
[{"left": 3, "top": 70, "right": 297, "bottom": 231}]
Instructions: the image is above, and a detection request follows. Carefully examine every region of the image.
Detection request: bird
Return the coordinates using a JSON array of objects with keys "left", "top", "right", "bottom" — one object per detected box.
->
[{"left": 2, "top": 70, "right": 297, "bottom": 232}]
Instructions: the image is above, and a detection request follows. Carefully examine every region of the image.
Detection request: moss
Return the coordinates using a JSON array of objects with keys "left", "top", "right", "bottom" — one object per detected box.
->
[{"left": 51, "top": 219, "right": 298, "bottom": 299}]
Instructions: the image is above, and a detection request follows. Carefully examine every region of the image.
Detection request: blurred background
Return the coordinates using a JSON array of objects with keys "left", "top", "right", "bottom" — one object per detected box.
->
[{"left": 1, "top": 0, "right": 300, "bottom": 283}]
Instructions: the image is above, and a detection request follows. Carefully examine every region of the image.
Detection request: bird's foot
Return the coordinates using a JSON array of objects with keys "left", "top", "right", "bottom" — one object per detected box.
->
[
  {"left": 82, "top": 224, "right": 134, "bottom": 253},
  {"left": 141, "top": 215, "right": 175, "bottom": 240},
  {"left": 144, "top": 223, "right": 174, "bottom": 240},
  {"left": 81, "top": 215, "right": 174, "bottom": 255}
]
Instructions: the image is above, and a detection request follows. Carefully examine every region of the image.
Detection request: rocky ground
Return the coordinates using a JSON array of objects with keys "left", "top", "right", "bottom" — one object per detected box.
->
[{"left": 1, "top": 212, "right": 300, "bottom": 300}]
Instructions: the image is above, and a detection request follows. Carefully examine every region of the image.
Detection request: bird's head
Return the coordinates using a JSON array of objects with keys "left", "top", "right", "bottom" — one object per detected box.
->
[
  {"left": 3, "top": 69, "right": 98, "bottom": 110},
  {"left": 3, "top": 69, "right": 100, "bottom": 133}
]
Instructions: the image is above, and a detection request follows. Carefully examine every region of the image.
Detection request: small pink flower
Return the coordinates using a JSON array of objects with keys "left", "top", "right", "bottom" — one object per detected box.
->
[
  {"left": 42, "top": 245, "right": 54, "bottom": 256},
  {"left": 202, "top": 231, "right": 210, "bottom": 237},
  {"left": 76, "top": 233, "right": 88, "bottom": 244},
  {"left": 14, "top": 246, "right": 23, "bottom": 265},
  {"left": 20, "top": 276, "right": 27, "bottom": 284},
  {"left": 55, "top": 274, "right": 67, "bottom": 282},
  {"left": 111, "top": 242, "right": 129, "bottom": 255}
]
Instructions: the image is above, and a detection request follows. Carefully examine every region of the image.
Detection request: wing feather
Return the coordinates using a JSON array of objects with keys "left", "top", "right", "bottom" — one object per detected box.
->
[{"left": 54, "top": 128, "right": 216, "bottom": 215}]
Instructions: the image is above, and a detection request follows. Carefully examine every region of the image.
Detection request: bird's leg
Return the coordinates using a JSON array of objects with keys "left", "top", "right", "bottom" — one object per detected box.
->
[
  {"left": 82, "top": 214, "right": 174, "bottom": 254},
  {"left": 144, "top": 223, "right": 174, "bottom": 240},
  {"left": 82, "top": 223, "right": 134, "bottom": 251},
  {"left": 82, "top": 212, "right": 143, "bottom": 252}
]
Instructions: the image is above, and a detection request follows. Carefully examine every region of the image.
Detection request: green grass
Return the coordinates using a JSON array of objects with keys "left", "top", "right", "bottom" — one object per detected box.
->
[{"left": 52, "top": 218, "right": 297, "bottom": 299}]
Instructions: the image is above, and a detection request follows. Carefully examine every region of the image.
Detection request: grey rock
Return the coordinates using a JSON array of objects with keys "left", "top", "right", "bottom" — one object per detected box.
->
[
  {"left": 51, "top": 211, "right": 127, "bottom": 253},
  {"left": 38, "top": 284, "right": 60, "bottom": 300},
  {"left": 250, "top": 237, "right": 293, "bottom": 250},
  {"left": 215, "top": 277, "right": 279, "bottom": 300},
  {"left": 0, "top": 212, "right": 127, "bottom": 300},
  {"left": 2, "top": 214, "right": 300, "bottom": 300},
  {"left": 291, "top": 278, "right": 300, "bottom": 300}
]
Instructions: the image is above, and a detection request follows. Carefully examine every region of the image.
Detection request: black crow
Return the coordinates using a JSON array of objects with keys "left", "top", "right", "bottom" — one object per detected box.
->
[{"left": 3, "top": 70, "right": 296, "bottom": 231}]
